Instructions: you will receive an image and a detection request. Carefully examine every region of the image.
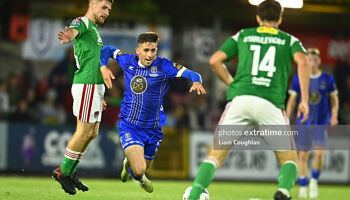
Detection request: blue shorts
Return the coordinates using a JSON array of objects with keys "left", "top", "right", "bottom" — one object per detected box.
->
[
  {"left": 294, "top": 126, "right": 327, "bottom": 151},
  {"left": 118, "top": 119, "right": 163, "bottom": 160}
]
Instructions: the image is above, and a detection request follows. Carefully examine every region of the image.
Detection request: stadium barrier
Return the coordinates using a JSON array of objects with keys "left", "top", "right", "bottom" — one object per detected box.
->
[
  {"left": 0, "top": 122, "right": 124, "bottom": 176},
  {"left": 189, "top": 131, "right": 350, "bottom": 183},
  {"left": 1, "top": 122, "right": 349, "bottom": 183},
  {"left": 0, "top": 122, "right": 8, "bottom": 170}
]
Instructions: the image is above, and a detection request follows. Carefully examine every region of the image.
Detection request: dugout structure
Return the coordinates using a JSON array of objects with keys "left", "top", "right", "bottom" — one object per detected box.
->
[{"left": 148, "top": 127, "right": 189, "bottom": 179}]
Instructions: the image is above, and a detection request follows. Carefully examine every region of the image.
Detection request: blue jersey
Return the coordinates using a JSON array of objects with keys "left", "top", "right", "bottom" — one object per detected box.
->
[
  {"left": 289, "top": 72, "right": 337, "bottom": 125},
  {"left": 100, "top": 46, "right": 201, "bottom": 128}
]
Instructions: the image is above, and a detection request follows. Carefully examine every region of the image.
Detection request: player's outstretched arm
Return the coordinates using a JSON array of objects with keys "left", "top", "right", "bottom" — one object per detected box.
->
[
  {"left": 294, "top": 52, "right": 309, "bottom": 123},
  {"left": 58, "top": 26, "right": 78, "bottom": 44},
  {"left": 180, "top": 69, "right": 206, "bottom": 95},
  {"left": 209, "top": 51, "right": 234, "bottom": 86}
]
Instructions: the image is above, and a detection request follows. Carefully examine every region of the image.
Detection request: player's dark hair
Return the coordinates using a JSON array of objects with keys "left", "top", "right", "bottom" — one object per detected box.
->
[
  {"left": 89, "top": 0, "right": 114, "bottom": 4},
  {"left": 138, "top": 32, "right": 160, "bottom": 44},
  {"left": 257, "top": 0, "right": 282, "bottom": 22}
]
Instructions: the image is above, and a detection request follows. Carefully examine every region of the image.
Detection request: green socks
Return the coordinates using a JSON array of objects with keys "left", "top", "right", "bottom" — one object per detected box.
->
[
  {"left": 278, "top": 161, "right": 298, "bottom": 191},
  {"left": 71, "top": 151, "right": 84, "bottom": 174},
  {"left": 60, "top": 148, "right": 83, "bottom": 176},
  {"left": 188, "top": 161, "right": 216, "bottom": 200},
  {"left": 60, "top": 156, "right": 76, "bottom": 176},
  {"left": 187, "top": 160, "right": 296, "bottom": 199}
]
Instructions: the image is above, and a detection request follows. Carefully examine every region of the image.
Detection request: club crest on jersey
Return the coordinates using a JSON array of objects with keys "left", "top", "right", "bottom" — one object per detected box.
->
[
  {"left": 150, "top": 66, "right": 158, "bottom": 77},
  {"left": 151, "top": 66, "right": 157, "bottom": 73},
  {"left": 94, "top": 111, "right": 99, "bottom": 118},
  {"left": 309, "top": 91, "right": 321, "bottom": 105},
  {"left": 130, "top": 75, "right": 147, "bottom": 94}
]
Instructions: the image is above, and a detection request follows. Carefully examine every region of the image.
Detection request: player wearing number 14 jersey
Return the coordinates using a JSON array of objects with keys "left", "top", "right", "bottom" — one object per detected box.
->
[{"left": 187, "top": 1, "right": 309, "bottom": 200}]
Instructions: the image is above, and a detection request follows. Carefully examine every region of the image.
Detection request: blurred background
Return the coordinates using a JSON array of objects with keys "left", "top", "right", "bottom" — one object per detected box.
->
[{"left": 0, "top": 0, "right": 349, "bottom": 183}]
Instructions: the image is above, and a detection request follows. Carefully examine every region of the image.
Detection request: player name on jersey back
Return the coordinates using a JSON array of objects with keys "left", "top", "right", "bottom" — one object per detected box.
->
[{"left": 243, "top": 36, "right": 286, "bottom": 45}]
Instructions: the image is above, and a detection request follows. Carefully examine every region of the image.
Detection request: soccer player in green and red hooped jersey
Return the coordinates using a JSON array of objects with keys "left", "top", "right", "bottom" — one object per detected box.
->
[
  {"left": 52, "top": 0, "right": 115, "bottom": 195},
  {"left": 187, "top": 1, "right": 310, "bottom": 200}
]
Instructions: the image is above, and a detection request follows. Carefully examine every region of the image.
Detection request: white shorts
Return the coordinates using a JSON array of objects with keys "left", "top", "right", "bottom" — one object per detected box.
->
[
  {"left": 72, "top": 84, "right": 105, "bottom": 123},
  {"left": 219, "top": 95, "right": 294, "bottom": 150},
  {"left": 219, "top": 95, "right": 289, "bottom": 125}
]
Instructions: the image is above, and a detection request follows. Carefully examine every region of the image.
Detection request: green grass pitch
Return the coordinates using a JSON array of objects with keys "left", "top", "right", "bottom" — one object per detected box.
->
[{"left": 0, "top": 176, "right": 349, "bottom": 200}]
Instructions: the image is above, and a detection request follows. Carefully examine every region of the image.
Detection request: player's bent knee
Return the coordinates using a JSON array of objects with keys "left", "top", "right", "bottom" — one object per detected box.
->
[
  {"left": 75, "top": 128, "right": 97, "bottom": 142},
  {"left": 314, "top": 152, "right": 324, "bottom": 160},
  {"left": 299, "top": 154, "right": 308, "bottom": 161}
]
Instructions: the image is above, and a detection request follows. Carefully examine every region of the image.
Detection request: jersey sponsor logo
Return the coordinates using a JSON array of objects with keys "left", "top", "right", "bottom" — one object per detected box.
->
[
  {"left": 309, "top": 91, "right": 321, "bottom": 105},
  {"left": 150, "top": 73, "right": 158, "bottom": 77},
  {"left": 257, "top": 26, "right": 278, "bottom": 35},
  {"left": 252, "top": 77, "right": 271, "bottom": 87},
  {"left": 130, "top": 75, "right": 147, "bottom": 94},
  {"left": 172, "top": 62, "right": 182, "bottom": 70}
]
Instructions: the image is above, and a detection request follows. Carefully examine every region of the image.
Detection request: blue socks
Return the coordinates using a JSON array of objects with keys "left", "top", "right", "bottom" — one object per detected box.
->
[
  {"left": 299, "top": 169, "right": 321, "bottom": 186},
  {"left": 298, "top": 176, "right": 308, "bottom": 187},
  {"left": 311, "top": 169, "right": 321, "bottom": 180}
]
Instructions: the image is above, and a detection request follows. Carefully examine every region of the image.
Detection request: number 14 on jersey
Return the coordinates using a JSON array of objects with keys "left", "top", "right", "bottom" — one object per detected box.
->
[{"left": 250, "top": 45, "right": 276, "bottom": 77}]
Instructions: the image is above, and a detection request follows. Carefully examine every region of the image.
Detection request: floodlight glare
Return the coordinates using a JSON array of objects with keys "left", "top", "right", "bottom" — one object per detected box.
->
[{"left": 248, "top": 0, "right": 303, "bottom": 9}]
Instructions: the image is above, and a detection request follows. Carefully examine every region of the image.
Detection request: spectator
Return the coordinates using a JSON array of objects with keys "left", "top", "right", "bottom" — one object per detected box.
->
[
  {"left": 335, "top": 49, "right": 350, "bottom": 124},
  {"left": 49, "top": 48, "right": 75, "bottom": 86},
  {"left": 9, "top": 98, "right": 32, "bottom": 122},
  {"left": 26, "top": 88, "right": 41, "bottom": 123},
  {"left": 18, "top": 60, "right": 38, "bottom": 92},
  {"left": 0, "top": 79, "right": 9, "bottom": 120},
  {"left": 170, "top": 103, "right": 190, "bottom": 129},
  {"left": 48, "top": 48, "right": 75, "bottom": 103},
  {"left": 7, "top": 72, "right": 21, "bottom": 112},
  {"left": 188, "top": 95, "right": 210, "bottom": 130},
  {"left": 39, "top": 88, "right": 66, "bottom": 125}
]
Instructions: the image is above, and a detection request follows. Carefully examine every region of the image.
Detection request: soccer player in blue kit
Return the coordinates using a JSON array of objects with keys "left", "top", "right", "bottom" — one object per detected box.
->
[
  {"left": 100, "top": 32, "right": 206, "bottom": 193},
  {"left": 286, "top": 48, "right": 339, "bottom": 199}
]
